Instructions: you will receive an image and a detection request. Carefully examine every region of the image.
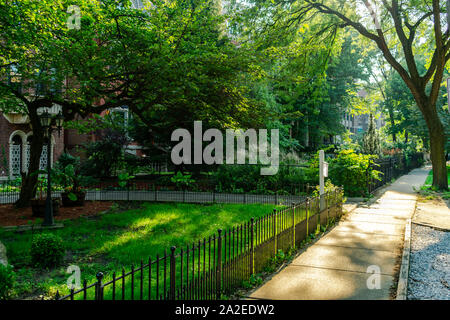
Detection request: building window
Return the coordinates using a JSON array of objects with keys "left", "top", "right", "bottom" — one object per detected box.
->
[
  {"left": 10, "top": 135, "right": 22, "bottom": 177},
  {"left": 108, "top": 106, "right": 130, "bottom": 128}
]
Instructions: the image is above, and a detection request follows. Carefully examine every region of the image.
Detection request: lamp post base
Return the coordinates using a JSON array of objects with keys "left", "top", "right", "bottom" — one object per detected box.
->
[
  {"left": 42, "top": 197, "right": 54, "bottom": 226},
  {"left": 42, "top": 137, "right": 54, "bottom": 227}
]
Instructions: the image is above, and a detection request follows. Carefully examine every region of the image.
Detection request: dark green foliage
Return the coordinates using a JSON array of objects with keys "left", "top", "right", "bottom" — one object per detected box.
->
[
  {"left": 81, "top": 129, "right": 130, "bottom": 177},
  {"left": 0, "top": 264, "right": 15, "bottom": 300},
  {"left": 362, "top": 114, "right": 381, "bottom": 155},
  {"left": 170, "top": 172, "right": 196, "bottom": 190},
  {"left": 53, "top": 153, "right": 97, "bottom": 193},
  {"left": 213, "top": 162, "right": 316, "bottom": 195},
  {"left": 56, "top": 153, "right": 79, "bottom": 169},
  {"left": 30, "top": 234, "right": 65, "bottom": 269},
  {"left": 329, "top": 149, "right": 380, "bottom": 197}
]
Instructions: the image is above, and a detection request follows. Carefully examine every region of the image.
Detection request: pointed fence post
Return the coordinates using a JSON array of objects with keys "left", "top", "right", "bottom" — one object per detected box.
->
[
  {"left": 305, "top": 198, "right": 309, "bottom": 236},
  {"left": 250, "top": 218, "right": 255, "bottom": 275},
  {"left": 95, "top": 272, "right": 104, "bottom": 301},
  {"left": 170, "top": 246, "right": 176, "bottom": 300},
  {"left": 216, "top": 229, "right": 222, "bottom": 300},
  {"left": 326, "top": 192, "right": 329, "bottom": 225},
  {"left": 273, "top": 209, "right": 277, "bottom": 255},
  {"left": 292, "top": 203, "right": 296, "bottom": 247}
]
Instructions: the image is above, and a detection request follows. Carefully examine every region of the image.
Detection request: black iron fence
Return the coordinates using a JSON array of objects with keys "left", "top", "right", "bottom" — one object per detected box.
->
[
  {"left": 56, "top": 188, "right": 343, "bottom": 300},
  {"left": 367, "top": 152, "right": 424, "bottom": 193},
  {"left": 0, "top": 186, "right": 307, "bottom": 206},
  {"left": 0, "top": 153, "right": 423, "bottom": 204}
]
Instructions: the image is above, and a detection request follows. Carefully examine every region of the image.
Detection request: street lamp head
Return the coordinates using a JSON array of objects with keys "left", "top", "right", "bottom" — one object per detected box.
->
[
  {"left": 39, "top": 110, "right": 52, "bottom": 128},
  {"left": 55, "top": 111, "right": 64, "bottom": 129}
]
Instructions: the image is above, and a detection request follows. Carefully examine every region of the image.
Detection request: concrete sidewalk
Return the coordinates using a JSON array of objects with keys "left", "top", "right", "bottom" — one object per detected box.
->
[{"left": 248, "top": 167, "right": 430, "bottom": 300}]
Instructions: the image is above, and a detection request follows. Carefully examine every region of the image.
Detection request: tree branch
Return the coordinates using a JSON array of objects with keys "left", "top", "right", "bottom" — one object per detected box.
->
[
  {"left": 389, "top": 0, "right": 420, "bottom": 80},
  {"left": 303, "top": 0, "right": 414, "bottom": 92},
  {"left": 429, "top": 0, "right": 446, "bottom": 107}
]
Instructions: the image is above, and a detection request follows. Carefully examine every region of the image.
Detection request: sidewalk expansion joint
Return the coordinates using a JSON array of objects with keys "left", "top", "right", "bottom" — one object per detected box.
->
[
  {"left": 312, "top": 243, "right": 401, "bottom": 253},
  {"left": 287, "top": 263, "right": 396, "bottom": 277}
]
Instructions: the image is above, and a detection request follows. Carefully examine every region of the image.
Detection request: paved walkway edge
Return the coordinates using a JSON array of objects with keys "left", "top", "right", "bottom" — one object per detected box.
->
[{"left": 396, "top": 218, "right": 412, "bottom": 300}]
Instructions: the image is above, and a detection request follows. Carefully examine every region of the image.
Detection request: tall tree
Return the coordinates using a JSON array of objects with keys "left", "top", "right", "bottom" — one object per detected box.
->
[
  {"left": 1, "top": 0, "right": 261, "bottom": 207},
  {"left": 226, "top": 3, "right": 371, "bottom": 152},
  {"left": 247, "top": 0, "right": 449, "bottom": 189},
  {"left": 0, "top": 0, "right": 131, "bottom": 207},
  {"left": 362, "top": 113, "right": 381, "bottom": 154}
]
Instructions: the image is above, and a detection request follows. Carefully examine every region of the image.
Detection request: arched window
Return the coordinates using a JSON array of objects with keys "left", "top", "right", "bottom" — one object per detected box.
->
[{"left": 9, "top": 131, "right": 26, "bottom": 178}]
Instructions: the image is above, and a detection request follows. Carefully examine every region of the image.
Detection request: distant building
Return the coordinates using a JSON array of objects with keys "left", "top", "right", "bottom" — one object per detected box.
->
[
  {"left": 341, "top": 112, "right": 385, "bottom": 135},
  {"left": 334, "top": 111, "right": 385, "bottom": 145}
]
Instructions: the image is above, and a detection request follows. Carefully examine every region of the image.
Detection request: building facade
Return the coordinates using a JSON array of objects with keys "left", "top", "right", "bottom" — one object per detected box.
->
[
  {"left": 0, "top": 109, "right": 64, "bottom": 180},
  {"left": 0, "top": 105, "right": 146, "bottom": 180}
]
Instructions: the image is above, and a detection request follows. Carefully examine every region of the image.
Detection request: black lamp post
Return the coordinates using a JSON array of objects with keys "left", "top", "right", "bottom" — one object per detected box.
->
[{"left": 39, "top": 110, "right": 64, "bottom": 227}]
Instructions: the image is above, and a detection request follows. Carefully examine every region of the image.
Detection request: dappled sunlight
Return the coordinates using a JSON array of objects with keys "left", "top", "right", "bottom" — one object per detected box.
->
[
  {"left": 84, "top": 203, "right": 276, "bottom": 263},
  {"left": 129, "top": 211, "right": 181, "bottom": 230},
  {"left": 94, "top": 211, "right": 182, "bottom": 256}
]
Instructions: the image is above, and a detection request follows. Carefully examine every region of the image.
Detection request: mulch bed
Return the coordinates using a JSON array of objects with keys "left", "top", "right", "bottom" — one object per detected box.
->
[{"left": 0, "top": 201, "right": 114, "bottom": 227}]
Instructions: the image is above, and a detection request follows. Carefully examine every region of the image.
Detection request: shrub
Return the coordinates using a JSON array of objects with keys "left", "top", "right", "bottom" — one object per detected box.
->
[
  {"left": 329, "top": 149, "right": 381, "bottom": 197},
  {"left": 56, "top": 152, "right": 79, "bottom": 169},
  {"left": 0, "top": 264, "right": 15, "bottom": 300},
  {"left": 212, "top": 160, "right": 316, "bottom": 195},
  {"left": 30, "top": 234, "right": 65, "bottom": 269},
  {"left": 170, "top": 172, "right": 195, "bottom": 190},
  {"left": 81, "top": 129, "right": 130, "bottom": 177}
]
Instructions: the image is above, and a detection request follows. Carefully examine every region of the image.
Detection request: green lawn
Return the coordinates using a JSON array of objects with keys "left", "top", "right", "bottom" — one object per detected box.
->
[
  {"left": 424, "top": 165, "right": 450, "bottom": 186},
  {"left": 0, "top": 202, "right": 281, "bottom": 299}
]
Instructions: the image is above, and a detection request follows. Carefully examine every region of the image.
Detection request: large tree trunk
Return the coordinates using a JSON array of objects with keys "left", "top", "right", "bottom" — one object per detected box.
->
[
  {"left": 420, "top": 100, "right": 448, "bottom": 190},
  {"left": 15, "top": 135, "right": 44, "bottom": 207},
  {"left": 15, "top": 107, "right": 46, "bottom": 208},
  {"left": 429, "top": 124, "right": 448, "bottom": 189}
]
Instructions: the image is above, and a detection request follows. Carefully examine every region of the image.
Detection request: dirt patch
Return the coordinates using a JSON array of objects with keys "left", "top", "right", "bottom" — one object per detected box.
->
[
  {"left": 0, "top": 201, "right": 114, "bottom": 227},
  {"left": 414, "top": 194, "right": 450, "bottom": 230}
]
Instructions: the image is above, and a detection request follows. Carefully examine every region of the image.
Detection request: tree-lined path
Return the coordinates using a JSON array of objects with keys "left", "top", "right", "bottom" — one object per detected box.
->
[{"left": 248, "top": 167, "right": 430, "bottom": 300}]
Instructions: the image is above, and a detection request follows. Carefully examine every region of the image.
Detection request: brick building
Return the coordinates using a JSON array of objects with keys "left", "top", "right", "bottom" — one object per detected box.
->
[
  {"left": 0, "top": 107, "right": 65, "bottom": 180},
  {"left": 0, "top": 105, "right": 146, "bottom": 180}
]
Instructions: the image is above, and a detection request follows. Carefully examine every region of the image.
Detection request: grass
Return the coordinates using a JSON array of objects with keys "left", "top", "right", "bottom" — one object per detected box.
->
[
  {"left": 0, "top": 202, "right": 282, "bottom": 299},
  {"left": 420, "top": 165, "right": 450, "bottom": 200},
  {"left": 423, "top": 165, "right": 450, "bottom": 187}
]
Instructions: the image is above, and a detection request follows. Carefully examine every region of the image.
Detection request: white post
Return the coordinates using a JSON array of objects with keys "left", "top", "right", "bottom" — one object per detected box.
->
[
  {"left": 319, "top": 150, "right": 325, "bottom": 211},
  {"left": 319, "top": 150, "right": 329, "bottom": 211},
  {"left": 319, "top": 150, "right": 325, "bottom": 196}
]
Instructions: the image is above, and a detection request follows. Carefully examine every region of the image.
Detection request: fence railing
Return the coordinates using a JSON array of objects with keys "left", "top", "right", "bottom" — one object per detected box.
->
[
  {"left": 367, "top": 152, "right": 424, "bottom": 194},
  {"left": 56, "top": 188, "right": 344, "bottom": 300},
  {"left": 0, "top": 153, "right": 423, "bottom": 204},
  {"left": 0, "top": 188, "right": 307, "bottom": 206}
]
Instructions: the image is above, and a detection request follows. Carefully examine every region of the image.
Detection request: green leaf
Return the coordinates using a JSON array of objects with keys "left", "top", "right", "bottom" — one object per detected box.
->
[{"left": 68, "top": 192, "right": 77, "bottom": 201}]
